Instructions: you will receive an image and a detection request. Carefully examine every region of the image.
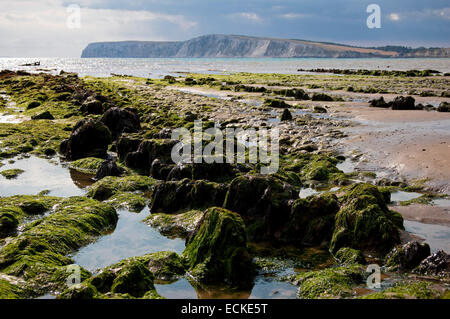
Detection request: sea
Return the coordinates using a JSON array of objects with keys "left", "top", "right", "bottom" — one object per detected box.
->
[{"left": 1, "top": 57, "right": 450, "bottom": 78}]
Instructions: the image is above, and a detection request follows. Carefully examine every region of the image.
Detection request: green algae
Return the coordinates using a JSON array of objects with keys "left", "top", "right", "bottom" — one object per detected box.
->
[
  {"left": 361, "top": 281, "right": 446, "bottom": 299},
  {"left": 334, "top": 247, "right": 366, "bottom": 265},
  {"left": 69, "top": 157, "right": 104, "bottom": 174},
  {"left": 0, "top": 196, "right": 117, "bottom": 295},
  {"left": 145, "top": 209, "right": 204, "bottom": 238},
  {"left": 183, "top": 207, "right": 253, "bottom": 288},
  {"left": 1, "top": 168, "right": 24, "bottom": 179},
  {"left": 87, "top": 175, "right": 157, "bottom": 201}
]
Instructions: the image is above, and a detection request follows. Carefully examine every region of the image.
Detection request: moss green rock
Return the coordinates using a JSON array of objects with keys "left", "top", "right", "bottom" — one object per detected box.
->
[
  {"left": 334, "top": 247, "right": 366, "bottom": 265},
  {"left": 183, "top": 207, "right": 253, "bottom": 288},
  {"left": 330, "top": 183, "right": 403, "bottom": 255}
]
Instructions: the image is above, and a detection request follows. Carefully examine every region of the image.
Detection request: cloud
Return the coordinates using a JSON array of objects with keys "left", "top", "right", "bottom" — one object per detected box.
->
[
  {"left": 389, "top": 13, "right": 400, "bottom": 21},
  {"left": 388, "top": 7, "right": 450, "bottom": 22},
  {"left": 279, "top": 13, "right": 309, "bottom": 19},
  {"left": 228, "top": 12, "right": 262, "bottom": 23},
  {"left": 0, "top": 0, "right": 197, "bottom": 57}
]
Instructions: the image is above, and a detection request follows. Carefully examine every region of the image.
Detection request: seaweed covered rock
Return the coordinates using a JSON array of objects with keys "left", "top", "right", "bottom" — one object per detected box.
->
[
  {"left": 143, "top": 251, "right": 186, "bottom": 281},
  {"left": 281, "top": 193, "right": 340, "bottom": 245},
  {"left": 79, "top": 96, "right": 104, "bottom": 115},
  {"left": 122, "top": 138, "right": 178, "bottom": 174},
  {"left": 223, "top": 174, "right": 297, "bottom": 241},
  {"left": 384, "top": 241, "right": 430, "bottom": 272},
  {"left": 59, "top": 118, "right": 112, "bottom": 160},
  {"left": 167, "top": 162, "right": 238, "bottom": 183},
  {"left": 150, "top": 179, "right": 227, "bottom": 214},
  {"left": 100, "top": 107, "right": 141, "bottom": 140},
  {"left": 334, "top": 247, "right": 366, "bottom": 265},
  {"left": 0, "top": 276, "right": 28, "bottom": 299},
  {"left": 362, "top": 281, "right": 446, "bottom": 299},
  {"left": 330, "top": 183, "right": 403, "bottom": 255},
  {"left": 0, "top": 197, "right": 117, "bottom": 294},
  {"left": 288, "top": 265, "right": 363, "bottom": 299},
  {"left": 146, "top": 210, "right": 204, "bottom": 239},
  {"left": 414, "top": 250, "right": 450, "bottom": 276},
  {"left": 95, "top": 159, "right": 126, "bottom": 180},
  {"left": 59, "top": 259, "right": 161, "bottom": 299},
  {"left": 87, "top": 175, "right": 157, "bottom": 201},
  {"left": 183, "top": 207, "right": 253, "bottom": 288}
]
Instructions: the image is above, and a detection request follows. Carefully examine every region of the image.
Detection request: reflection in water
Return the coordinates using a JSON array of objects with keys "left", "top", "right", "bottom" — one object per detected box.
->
[
  {"left": 404, "top": 220, "right": 450, "bottom": 253},
  {"left": 155, "top": 274, "right": 298, "bottom": 299},
  {"left": 0, "top": 156, "right": 94, "bottom": 197},
  {"left": 72, "top": 207, "right": 185, "bottom": 272},
  {"left": 391, "top": 191, "right": 422, "bottom": 203}
]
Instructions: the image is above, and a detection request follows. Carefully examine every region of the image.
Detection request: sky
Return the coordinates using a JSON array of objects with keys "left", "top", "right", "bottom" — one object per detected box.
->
[{"left": 0, "top": 0, "right": 449, "bottom": 57}]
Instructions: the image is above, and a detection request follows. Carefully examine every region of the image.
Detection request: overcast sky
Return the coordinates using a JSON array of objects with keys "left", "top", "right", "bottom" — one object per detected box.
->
[{"left": 0, "top": 0, "right": 449, "bottom": 57}]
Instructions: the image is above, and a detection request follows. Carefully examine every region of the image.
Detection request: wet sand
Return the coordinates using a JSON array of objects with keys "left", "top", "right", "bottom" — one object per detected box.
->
[
  {"left": 391, "top": 204, "right": 450, "bottom": 227},
  {"left": 335, "top": 105, "right": 450, "bottom": 194}
]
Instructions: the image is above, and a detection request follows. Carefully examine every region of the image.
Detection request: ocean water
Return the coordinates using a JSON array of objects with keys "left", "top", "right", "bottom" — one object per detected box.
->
[{"left": 0, "top": 57, "right": 450, "bottom": 78}]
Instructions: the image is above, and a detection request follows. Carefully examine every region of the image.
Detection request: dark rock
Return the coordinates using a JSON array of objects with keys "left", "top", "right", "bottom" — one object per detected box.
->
[
  {"left": 313, "top": 106, "right": 327, "bottom": 113},
  {"left": 437, "top": 102, "right": 450, "bottom": 112},
  {"left": 79, "top": 96, "right": 103, "bottom": 115},
  {"left": 280, "top": 108, "right": 293, "bottom": 121},
  {"left": 59, "top": 118, "right": 112, "bottom": 160},
  {"left": 100, "top": 107, "right": 141, "bottom": 140},
  {"left": 389, "top": 96, "right": 416, "bottom": 110},
  {"left": 223, "top": 174, "right": 297, "bottom": 241},
  {"left": 311, "top": 93, "right": 333, "bottom": 102},
  {"left": 124, "top": 139, "right": 178, "bottom": 174},
  {"left": 415, "top": 250, "right": 450, "bottom": 275},
  {"left": 281, "top": 193, "right": 340, "bottom": 245},
  {"left": 384, "top": 241, "right": 431, "bottom": 271},
  {"left": 369, "top": 97, "right": 389, "bottom": 108},
  {"left": 31, "top": 111, "right": 54, "bottom": 120},
  {"left": 95, "top": 160, "right": 126, "bottom": 180},
  {"left": 150, "top": 178, "right": 227, "bottom": 214},
  {"left": 117, "top": 135, "right": 142, "bottom": 161},
  {"left": 26, "top": 101, "right": 41, "bottom": 110}
]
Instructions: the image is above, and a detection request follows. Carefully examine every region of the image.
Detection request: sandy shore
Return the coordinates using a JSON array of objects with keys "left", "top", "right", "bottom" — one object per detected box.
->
[
  {"left": 391, "top": 204, "right": 450, "bottom": 227},
  {"left": 335, "top": 105, "right": 450, "bottom": 194}
]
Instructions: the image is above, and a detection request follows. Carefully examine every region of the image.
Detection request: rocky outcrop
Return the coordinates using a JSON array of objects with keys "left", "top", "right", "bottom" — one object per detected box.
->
[
  {"left": 384, "top": 241, "right": 431, "bottom": 271},
  {"left": 183, "top": 207, "right": 253, "bottom": 288},
  {"left": 223, "top": 174, "right": 297, "bottom": 241},
  {"left": 59, "top": 119, "right": 112, "bottom": 160},
  {"left": 415, "top": 250, "right": 450, "bottom": 275},
  {"left": 330, "top": 183, "right": 403, "bottom": 255},
  {"left": 100, "top": 107, "right": 141, "bottom": 140}
]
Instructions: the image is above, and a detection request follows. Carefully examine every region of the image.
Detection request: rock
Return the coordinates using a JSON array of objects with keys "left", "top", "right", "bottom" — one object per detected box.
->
[
  {"left": 385, "top": 241, "right": 430, "bottom": 271},
  {"left": 389, "top": 96, "right": 416, "bottom": 110},
  {"left": 335, "top": 247, "right": 366, "bottom": 265},
  {"left": 79, "top": 96, "right": 103, "bottom": 115},
  {"left": 117, "top": 135, "right": 142, "bottom": 161},
  {"left": 223, "top": 174, "right": 297, "bottom": 241},
  {"left": 311, "top": 93, "right": 333, "bottom": 102},
  {"left": 59, "top": 118, "right": 112, "bottom": 160},
  {"left": 18, "top": 200, "right": 47, "bottom": 215},
  {"left": 437, "top": 102, "right": 450, "bottom": 112},
  {"left": 100, "top": 107, "right": 141, "bottom": 140},
  {"left": 57, "top": 283, "right": 98, "bottom": 299},
  {"left": 0, "top": 210, "right": 19, "bottom": 238},
  {"left": 167, "top": 162, "right": 238, "bottom": 182},
  {"left": 95, "top": 160, "right": 126, "bottom": 180},
  {"left": 183, "top": 207, "right": 253, "bottom": 288},
  {"left": 415, "top": 250, "right": 450, "bottom": 275},
  {"left": 369, "top": 97, "right": 389, "bottom": 108},
  {"left": 313, "top": 106, "right": 327, "bottom": 113},
  {"left": 281, "top": 193, "right": 340, "bottom": 246},
  {"left": 145, "top": 251, "right": 186, "bottom": 281},
  {"left": 330, "top": 183, "right": 404, "bottom": 255},
  {"left": 26, "top": 101, "right": 41, "bottom": 110},
  {"left": 109, "top": 260, "right": 155, "bottom": 297},
  {"left": 31, "top": 111, "right": 54, "bottom": 120},
  {"left": 123, "top": 139, "right": 178, "bottom": 174},
  {"left": 280, "top": 108, "right": 293, "bottom": 121},
  {"left": 150, "top": 178, "right": 227, "bottom": 214},
  {"left": 264, "top": 99, "right": 289, "bottom": 108}
]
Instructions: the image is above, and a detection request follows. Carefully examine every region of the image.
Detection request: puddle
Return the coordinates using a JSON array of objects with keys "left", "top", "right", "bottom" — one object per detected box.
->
[
  {"left": 0, "top": 156, "right": 93, "bottom": 197},
  {"left": 176, "top": 87, "right": 230, "bottom": 100},
  {"left": 72, "top": 207, "right": 185, "bottom": 272},
  {"left": 404, "top": 220, "right": 450, "bottom": 253},
  {"left": 156, "top": 274, "right": 297, "bottom": 299},
  {"left": 336, "top": 158, "right": 357, "bottom": 173},
  {"left": 299, "top": 188, "right": 321, "bottom": 198},
  {"left": 432, "top": 198, "right": 450, "bottom": 207},
  {"left": 391, "top": 191, "right": 422, "bottom": 202},
  {"left": 0, "top": 114, "right": 26, "bottom": 124}
]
